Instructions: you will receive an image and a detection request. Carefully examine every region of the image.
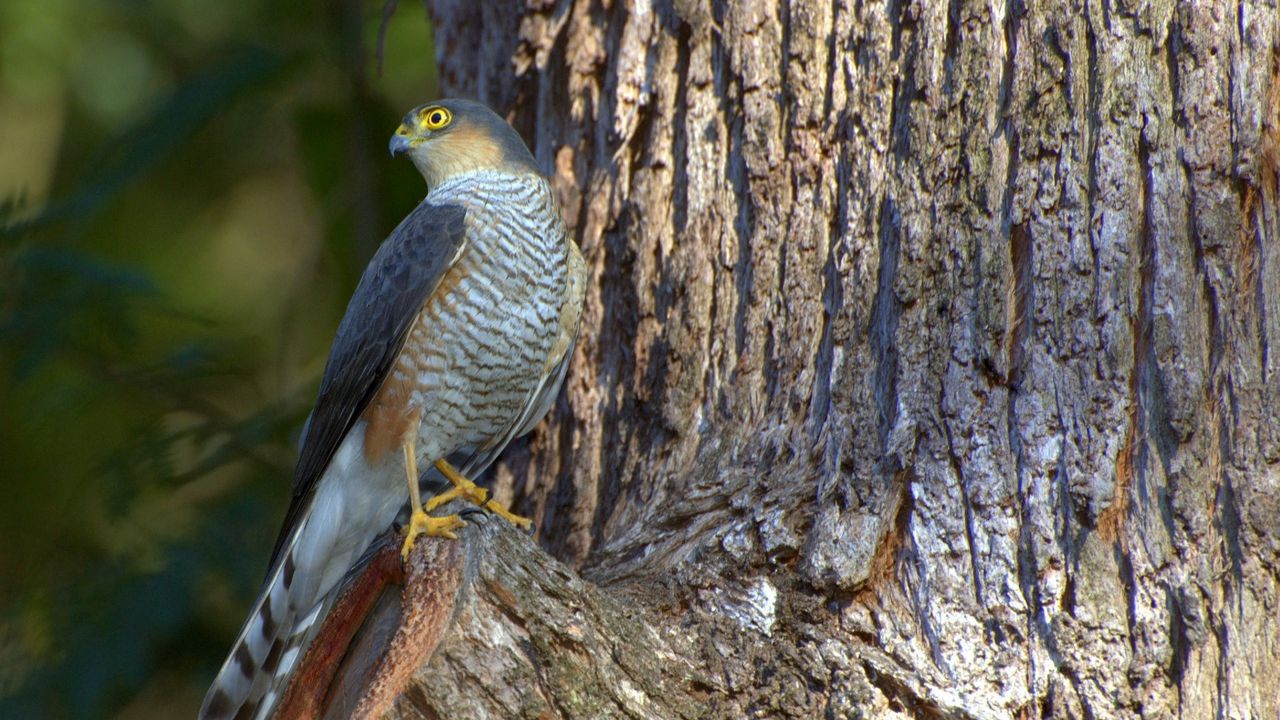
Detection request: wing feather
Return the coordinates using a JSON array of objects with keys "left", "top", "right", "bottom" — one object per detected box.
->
[{"left": 266, "top": 201, "right": 468, "bottom": 568}]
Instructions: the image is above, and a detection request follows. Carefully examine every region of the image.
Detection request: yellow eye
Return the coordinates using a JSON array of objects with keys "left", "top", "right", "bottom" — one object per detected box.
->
[{"left": 420, "top": 107, "right": 451, "bottom": 130}]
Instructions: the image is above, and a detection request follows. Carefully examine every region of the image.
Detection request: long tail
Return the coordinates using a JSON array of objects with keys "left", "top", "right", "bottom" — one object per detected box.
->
[
  {"left": 202, "top": 424, "right": 412, "bottom": 719},
  {"left": 199, "top": 511, "right": 329, "bottom": 720}
]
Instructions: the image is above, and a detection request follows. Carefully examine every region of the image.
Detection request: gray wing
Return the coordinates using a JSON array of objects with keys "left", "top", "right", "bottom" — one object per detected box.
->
[{"left": 267, "top": 201, "right": 468, "bottom": 568}]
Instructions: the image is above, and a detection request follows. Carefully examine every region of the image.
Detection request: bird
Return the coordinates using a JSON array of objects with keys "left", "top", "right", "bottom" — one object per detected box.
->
[{"left": 200, "top": 98, "right": 586, "bottom": 720}]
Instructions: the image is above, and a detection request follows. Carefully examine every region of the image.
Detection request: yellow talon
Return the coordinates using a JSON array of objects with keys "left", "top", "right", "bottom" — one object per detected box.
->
[
  {"left": 424, "top": 478, "right": 489, "bottom": 512},
  {"left": 400, "top": 509, "right": 466, "bottom": 560},
  {"left": 481, "top": 498, "right": 533, "bottom": 530},
  {"left": 399, "top": 441, "right": 467, "bottom": 560},
  {"left": 428, "top": 459, "right": 533, "bottom": 530}
]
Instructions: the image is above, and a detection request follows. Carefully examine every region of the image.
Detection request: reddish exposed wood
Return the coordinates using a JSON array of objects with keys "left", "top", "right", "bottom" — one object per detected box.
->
[
  {"left": 346, "top": 535, "right": 462, "bottom": 719},
  {"left": 274, "top": 538, "right": 405, "bottom": 719},
  {"left": 271, "top": 531, "right": 465, "bottom": 719}
]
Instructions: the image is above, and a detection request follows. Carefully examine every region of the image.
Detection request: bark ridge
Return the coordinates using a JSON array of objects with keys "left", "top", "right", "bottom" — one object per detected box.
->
[{"left": 359, "top": 1, "right": 1280, "bottom": 717}]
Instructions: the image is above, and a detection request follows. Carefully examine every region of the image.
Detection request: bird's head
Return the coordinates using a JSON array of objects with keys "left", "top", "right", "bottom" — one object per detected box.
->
[{"left": 389, "top": 99, "right": 538, "bottom": 190}]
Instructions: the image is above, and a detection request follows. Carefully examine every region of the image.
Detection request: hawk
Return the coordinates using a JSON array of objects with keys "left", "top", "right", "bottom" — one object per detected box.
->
[{"left": 200, "top": 98, "right": 586, "bottom": 719}]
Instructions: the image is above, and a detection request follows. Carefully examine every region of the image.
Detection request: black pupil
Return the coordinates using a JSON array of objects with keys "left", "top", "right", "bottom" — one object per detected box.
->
[{"left": 430, "top": 112, "right": 443, "bottom": 124}]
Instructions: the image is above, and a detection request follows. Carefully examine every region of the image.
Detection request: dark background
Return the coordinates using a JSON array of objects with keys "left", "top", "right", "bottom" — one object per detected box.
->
[{"left": 0, "top": 1, "right": 438, "bottom": 715}]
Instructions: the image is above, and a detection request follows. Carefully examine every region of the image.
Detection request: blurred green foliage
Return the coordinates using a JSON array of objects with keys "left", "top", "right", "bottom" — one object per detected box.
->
[{"left": 0, "top": 0, "right": 438, "bottom": 716}]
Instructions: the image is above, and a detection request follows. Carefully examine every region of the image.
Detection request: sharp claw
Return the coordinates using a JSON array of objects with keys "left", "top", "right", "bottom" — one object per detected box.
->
[
  {"left": 485, "top": 500, "right": 533, "bottom": 530},
  {"left": 426, "top": 460, "right": 531, "bottom": 531},
  {"left": 400, "top": 510, "right": 467, "bottom": 559}
]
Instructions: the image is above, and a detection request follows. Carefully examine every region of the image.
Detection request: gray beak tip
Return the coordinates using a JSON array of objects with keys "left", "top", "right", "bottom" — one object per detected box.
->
[{"left": 389, "top": 134, "right": 412, "bottom": 157}]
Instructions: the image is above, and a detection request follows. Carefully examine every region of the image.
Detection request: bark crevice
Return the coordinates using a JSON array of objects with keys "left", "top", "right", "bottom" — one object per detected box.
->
[{"left": 339, "top": 1, "right": 1280, "bottom": 717}]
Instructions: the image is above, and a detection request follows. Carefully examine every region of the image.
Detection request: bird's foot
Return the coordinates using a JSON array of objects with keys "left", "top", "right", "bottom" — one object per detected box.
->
[
  {"left": 429, "top": 459, "right": 534, "bottom": 531},
  {"left": 424, "top": 476, "right": 489, "bottom": 512},
  {"left": 425, "top": 481, "right": 531, "bottom": 530},
  {"left": 482, "top": 498, "right": 533, "bottom": 530},
  {"left": 400, "top": 509, "right": 466, "bottom": 560}
]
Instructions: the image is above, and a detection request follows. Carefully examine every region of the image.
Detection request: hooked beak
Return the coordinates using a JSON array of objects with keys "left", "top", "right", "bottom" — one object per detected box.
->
[{"left": 389, "top": 129, "right": 415, "bottom": 157}]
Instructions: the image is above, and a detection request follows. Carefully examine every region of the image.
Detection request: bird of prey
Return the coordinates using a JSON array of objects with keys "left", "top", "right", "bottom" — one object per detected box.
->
[{"left": 200, "top": 98, "right": 586, "bottom": 719}]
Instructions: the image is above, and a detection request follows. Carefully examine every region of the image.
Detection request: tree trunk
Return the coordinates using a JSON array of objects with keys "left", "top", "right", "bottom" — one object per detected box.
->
[{"left": 324, "top": 1, "right": 1280, "bottom": 717}]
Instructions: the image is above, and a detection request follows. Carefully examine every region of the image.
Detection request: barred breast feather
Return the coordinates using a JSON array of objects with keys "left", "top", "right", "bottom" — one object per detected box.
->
[{"left": 395, "top": 171, "right": 571, "bottom": 468}]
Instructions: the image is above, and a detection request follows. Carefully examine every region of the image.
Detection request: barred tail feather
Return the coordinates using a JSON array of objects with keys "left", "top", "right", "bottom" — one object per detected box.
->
[
  {"left": 201, "top": 424, "right": 406, "bottom": 719},
  {"left": 200, "top": 515, "right": 315, "bottom": 720}
]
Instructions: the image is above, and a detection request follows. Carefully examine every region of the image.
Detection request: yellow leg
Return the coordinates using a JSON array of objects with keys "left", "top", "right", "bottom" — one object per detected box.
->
[
  {"left": 400, "top": 442, "right": 466, "bottom": 560},
  {"left": 424, "top": 459, "right": 533, "bottom": 530}
]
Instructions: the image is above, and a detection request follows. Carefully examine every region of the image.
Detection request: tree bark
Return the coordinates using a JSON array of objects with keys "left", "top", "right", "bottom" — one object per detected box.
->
[{"left": 331, "top": 1, "right": 1280, "bottom": 717}]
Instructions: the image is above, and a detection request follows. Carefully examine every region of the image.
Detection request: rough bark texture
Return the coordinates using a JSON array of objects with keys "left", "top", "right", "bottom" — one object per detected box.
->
[{"left": 364, "top": 1, "right": 1280, "bottom": 717}]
